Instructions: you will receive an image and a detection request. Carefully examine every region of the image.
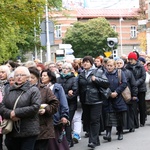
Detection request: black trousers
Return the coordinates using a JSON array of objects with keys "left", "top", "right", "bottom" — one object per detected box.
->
[
  {"left": 65, "top": 109, "right": 76, "bottom": 143},
  {"left": 138, "top": 92, "right": 146, "bottom": 125},
  {"left": 82, "top": 103, "right": 102, "bottom": 145},
  {"left": 34, "top": 139, "right": 49, "bottom": 150},
  {"left": 5, "top": 135, "right": 37, "bottom": 150}
]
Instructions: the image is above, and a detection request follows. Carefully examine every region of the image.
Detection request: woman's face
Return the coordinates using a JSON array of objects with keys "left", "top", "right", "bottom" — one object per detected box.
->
[
  {"left": 94, "top": 59, "right": 101, "bottom": 67},
  {"left": 8, "top": 77, "right": 15, "bottom": 86},
  {"left": 116, "top": 61, "right": 124, "bottom": 69},
  {"left": 41, "top": 72, "right": 50, "bottom": 85},
  {"left": 62, "top": 67, "right": 71, "bottom": 74},
  {"left": 82, "top": 60, "right": 92, "bottom": 70},
  {"left": 106, "top": 62, "right": 116, "bottom": 72},
  {"left": 0, "top": 70, "right": 7, "bottom": 80},
  {"left": 14, "top": 69, "right": 28, "bottom": 85},
  {"left": 29, "top": 73, "right": 38, "bottom": 85}
]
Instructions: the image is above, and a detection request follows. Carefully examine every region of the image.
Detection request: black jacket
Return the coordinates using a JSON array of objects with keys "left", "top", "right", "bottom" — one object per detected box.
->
[
  {"left": 78, "top": 68, "right": 109, "bottom": 105},
  {"left": 57, "top": 72, "right": 78, "bottom": 110},
  {"left": 126, "top": 61, "right": 146, "bottom": 92},
  {"left": 1, "top": 81, "right": 41, "bottom": 137},
  {"left": 122, "top": 68, "right": 138, "bottom": 97}
]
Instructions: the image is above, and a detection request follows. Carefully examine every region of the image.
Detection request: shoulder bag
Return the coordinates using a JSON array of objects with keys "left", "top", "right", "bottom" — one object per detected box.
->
[
  {"left": 118, "top": 69, "right": 131, "bottom": 103},
  {"left": 0, "top": 91, "right": 24, "bottom": 134}
]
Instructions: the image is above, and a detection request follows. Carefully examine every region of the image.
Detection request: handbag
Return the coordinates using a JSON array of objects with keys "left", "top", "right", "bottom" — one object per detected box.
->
[
  {"left": 118, "top": 69, "right": 131, "bottom": 103},
  {"left": 99, "top": 87, "right": 111, "bottom": 99},
  {"left": 0, "top": 91, "right": 24, "bottom": 134}
]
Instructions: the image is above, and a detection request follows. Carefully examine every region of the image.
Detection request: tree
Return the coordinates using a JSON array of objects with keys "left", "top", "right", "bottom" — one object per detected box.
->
[
  {"left": 63, "top": 17, "right": 118, "bottom": 58},
  {"left": 0, "top": 0, "right": 61, "bottom": 63}
]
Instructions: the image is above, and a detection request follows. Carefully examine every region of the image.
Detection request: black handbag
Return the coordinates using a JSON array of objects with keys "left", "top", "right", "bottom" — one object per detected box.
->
[{"left": 99, "top": 87, "right": 111, "bottom": 99}]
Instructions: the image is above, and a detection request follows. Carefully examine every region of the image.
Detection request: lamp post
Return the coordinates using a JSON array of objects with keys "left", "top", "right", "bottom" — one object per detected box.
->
[
  {"left": 119, "top": 17, "right": 124, "bottom": 56},
  {"left": 45, "top": 0, "right": 51, "bottom": 62}
]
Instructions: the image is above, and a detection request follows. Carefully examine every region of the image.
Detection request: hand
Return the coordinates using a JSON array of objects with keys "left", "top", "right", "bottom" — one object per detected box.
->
[
  {"left": 91, "top": 75, "right": 96, "bottom": 81},
  {"left": 132, "top": 97, "right": 137, "bottom": 100},
  {"left": 10, "top": 110, "right": 15, "bottom": 119},
  {"left": 11, "top": 117, "right": 20, "bottom": 121},
  {"left": 68, "top": 90, "right": 73, "bottom": 96},
  {"left": 60, "top": 117, "right": 68, "bottom": 124},
  {"left": 111, "top": 92, "right": 118, "bottom": 98},
  {"left": 39, "top": 109, "right": 46, "bottom": 115}
]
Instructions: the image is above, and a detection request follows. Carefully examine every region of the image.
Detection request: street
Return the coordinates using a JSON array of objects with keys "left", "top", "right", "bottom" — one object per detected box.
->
[{"left": 71, "top": 115, "right": 150, "bottom": 150}]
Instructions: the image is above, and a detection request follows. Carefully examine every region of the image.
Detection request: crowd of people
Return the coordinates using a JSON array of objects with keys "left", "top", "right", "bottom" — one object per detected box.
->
[{"left": 0, "top": 51, "right": 149, "bottom": 150}]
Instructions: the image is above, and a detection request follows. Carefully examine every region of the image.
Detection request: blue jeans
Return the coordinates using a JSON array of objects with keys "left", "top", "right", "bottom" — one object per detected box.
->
[{"left": 5, "top": 135, "right": 38, "bottom": 150}]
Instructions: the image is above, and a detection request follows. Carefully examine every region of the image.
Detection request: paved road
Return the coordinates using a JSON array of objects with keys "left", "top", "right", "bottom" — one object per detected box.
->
[{"left": 71, "top": 116, "right": 150, "bottom": 150}]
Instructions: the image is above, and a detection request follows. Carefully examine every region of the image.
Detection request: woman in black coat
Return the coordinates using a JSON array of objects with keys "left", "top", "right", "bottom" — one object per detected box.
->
[
  {"left": 78, "top": 56, "right": 109, "bottom": 149},
  {"left": 1, "top": 66, "right": 41, "bottom": 150},
  {"left": 126, "top": 52, "right": 146, "bottom": 127},
  {"left": 103, "top": 59, "right": 127, "bottom": 142},
  {"left": 116, "top": 58, "right": 139, "bottom": 132},
  {"left": 57, "top": 62, "right": 78, "bottom": 148}
]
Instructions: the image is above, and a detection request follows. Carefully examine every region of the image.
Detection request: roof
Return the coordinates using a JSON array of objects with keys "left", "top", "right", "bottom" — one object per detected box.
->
[{"left": 76, "top": 8, "right": 139, "bottom": 19}]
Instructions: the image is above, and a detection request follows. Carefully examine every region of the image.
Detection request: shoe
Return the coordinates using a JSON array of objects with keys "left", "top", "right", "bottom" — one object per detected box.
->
[
  {"left": 88, "top": 143, "right": 96, "bottom": 149},
  {"left": 103, "top": 131, "right": 111, "bottom": 142},
  {"left": 73, "top": 133, "right": 81, "bottom": 144},
  {"left": 118, "top": 133, "right": 123, "bottom": 140},
  {"left": 129, "top": 128, "right": 135, "bottom": 132},
  {"left": 84, "top": 132, "right": 89, "bottom": 138},
  {"left": 68, "top": 141, "right": 74, "bottom": 148},
  {"left": 103, "top": 135, "right": 111, "bottom": 142},
  {"left": 140, "top": 124, "right": 144, "bottom": 127}
]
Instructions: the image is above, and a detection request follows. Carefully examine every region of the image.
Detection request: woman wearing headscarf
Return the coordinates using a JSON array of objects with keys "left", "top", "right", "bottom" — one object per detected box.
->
[
  {"left": 28, "top": 67, "right": 59, "bottom": 150},
  {"left": 78, "top": 56, "right": 109, "bottom": 149},
  {"left": 116, "top": 58, "right": 139, "bottom": 132}
]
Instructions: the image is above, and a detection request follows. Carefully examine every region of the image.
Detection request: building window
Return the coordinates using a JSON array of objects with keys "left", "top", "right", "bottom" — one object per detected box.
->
[
  {"left": 111, "top": 25, "right": 116, "bottom": 32},
  {"left": 55, "top": 25, "right": 62, "bottom": 38},
  {"left": 130, "top": 26, "right": 137, "bottom": 38}
]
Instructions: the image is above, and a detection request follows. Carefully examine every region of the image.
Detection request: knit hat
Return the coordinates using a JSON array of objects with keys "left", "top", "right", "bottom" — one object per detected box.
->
[
  {"left": 138, "top": 57, "right": 146, "bottom": 64},
  {"left": 82, "top": 56, "right": 94, "bottom": 65},
  {"left": 128, "top": 52, "right": 138, "bottom": 61}
]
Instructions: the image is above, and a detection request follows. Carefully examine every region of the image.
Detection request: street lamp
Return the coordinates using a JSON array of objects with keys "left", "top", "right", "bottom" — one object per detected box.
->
[
  {"left": 119, "top": 17, "right": 124, "bottom": 56},
  {"left": 45, "top": 0, "right": 51, "bottom": 62}
]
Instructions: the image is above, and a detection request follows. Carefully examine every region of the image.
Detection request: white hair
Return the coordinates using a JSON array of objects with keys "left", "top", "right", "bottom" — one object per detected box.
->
[
  {"left": 62, "top": 62, "right": 73, "bottom": 70},
  {"left": 0, "top": 65, "right": 11, "bottom": 77},
  {"left": 14, "top": 66, "right": 30, "bottom": 77}
]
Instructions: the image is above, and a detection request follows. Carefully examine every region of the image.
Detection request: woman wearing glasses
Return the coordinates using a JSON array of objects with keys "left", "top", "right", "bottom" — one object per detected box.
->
[
  {"left": 57, "top": 62, "right": 78, "bottom": 148},
  {"left": 0, "top": 66, "right": 41, "bottom": 150}
]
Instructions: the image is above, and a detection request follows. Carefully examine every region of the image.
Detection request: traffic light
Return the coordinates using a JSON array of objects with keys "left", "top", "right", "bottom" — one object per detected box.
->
[{"left": 107, "top": 38, "right": 118, "bottom": 48}]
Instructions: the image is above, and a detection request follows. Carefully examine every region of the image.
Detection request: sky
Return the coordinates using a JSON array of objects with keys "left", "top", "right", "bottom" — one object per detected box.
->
[{"left": 62, "top": 0, "right": 139, "bottom": 9}]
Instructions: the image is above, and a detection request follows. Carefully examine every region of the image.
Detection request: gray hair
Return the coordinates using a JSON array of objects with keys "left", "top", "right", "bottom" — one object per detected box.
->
[
  {"left": 24, "top": 61, "right": 36, "bottom": 68},
  {"left": 14, "top": 66, "right": 30, "bottom": 77},
  {"left": 62, "top": 62, "right": 73, "bottom": 70},
  {"left": 0, "top": 65, "right": 11, "bottom": 77}
]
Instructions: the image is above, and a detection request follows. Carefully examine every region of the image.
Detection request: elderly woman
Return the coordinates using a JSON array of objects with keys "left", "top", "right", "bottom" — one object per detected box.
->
[
  {"left": 57, "top": 62, "right": 78, "bottom": 148},
  {"left": 40, "top": 69, "right": 69, "bottom": 150},
  {"left": 103, "top": 59, "right": 127, "bottom": 142},
  {"left": 0, "top": 65, "right": 11, "bottom": 150},
  {"left": 28, "top": 67, "right": 59, "bottom": 150},
  {"left": 116, "top": 58, "right": 138, "bottom": 132},
  {"left": 0, "top": 66, "right": 41, "bottom": 150}
]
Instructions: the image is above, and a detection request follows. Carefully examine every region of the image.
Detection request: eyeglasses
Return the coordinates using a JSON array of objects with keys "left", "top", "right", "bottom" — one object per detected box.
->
[
  {"left": 62, "top": 68, "right": 70, "bottom": 70},
  {"left": 15, "top": 74, "right": 27, "bottom": 77}
]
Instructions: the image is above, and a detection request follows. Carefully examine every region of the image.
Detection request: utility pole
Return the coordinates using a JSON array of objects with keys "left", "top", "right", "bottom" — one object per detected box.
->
[{"left": 45, "top": 0, "right": 51, "bottom": 62}]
